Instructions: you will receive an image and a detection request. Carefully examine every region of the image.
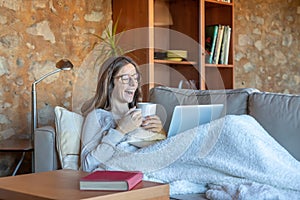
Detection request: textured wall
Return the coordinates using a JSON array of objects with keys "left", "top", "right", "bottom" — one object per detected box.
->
[
  {"left": 235, "top": 0, "right": 300, "bottom": 94},
  {"left": 0, "top": 0, "right": 111, "bottom": 176}
]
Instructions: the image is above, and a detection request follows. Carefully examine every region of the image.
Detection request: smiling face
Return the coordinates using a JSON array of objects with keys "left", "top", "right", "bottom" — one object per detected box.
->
[{"left": 111, "top": 63, "right": 139, "bottom": 107}]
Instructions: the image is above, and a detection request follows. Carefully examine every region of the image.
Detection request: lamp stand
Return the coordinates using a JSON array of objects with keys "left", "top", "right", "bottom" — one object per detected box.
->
[{"left": 30, "top": 59, "right": 73, "bottom": 173}]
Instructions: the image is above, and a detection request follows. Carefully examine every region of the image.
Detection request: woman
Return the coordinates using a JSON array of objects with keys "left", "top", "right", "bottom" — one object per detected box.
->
[
  {"left": 80, "top": 56, "right": 165, "bottom": 172},
  {"left": 81, "top": 56, "right": 300, "bottom": 198}
]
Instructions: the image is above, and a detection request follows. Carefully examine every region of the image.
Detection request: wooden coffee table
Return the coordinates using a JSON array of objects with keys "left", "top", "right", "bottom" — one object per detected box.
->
[{"left": 0, "top": 169, "right": 169, "bottom": 200}]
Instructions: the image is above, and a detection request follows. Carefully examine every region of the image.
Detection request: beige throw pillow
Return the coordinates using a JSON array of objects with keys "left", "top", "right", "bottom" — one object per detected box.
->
[{"left": 54, "top": 106, "right": 83, "bottom": 170}]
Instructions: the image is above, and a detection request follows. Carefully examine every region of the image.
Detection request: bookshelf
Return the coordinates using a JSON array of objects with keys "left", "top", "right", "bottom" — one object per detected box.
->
[
  {"left": 202, "top": 0, "right": 234, "bottom": 90},
  {"left": 112, "top": 0, "right": 234, "bottom": 99}
]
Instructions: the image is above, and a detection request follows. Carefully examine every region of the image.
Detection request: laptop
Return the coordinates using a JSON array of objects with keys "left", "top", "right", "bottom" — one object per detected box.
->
[{"left": 167, "top": 104, "right": 224, "bottom": 137}]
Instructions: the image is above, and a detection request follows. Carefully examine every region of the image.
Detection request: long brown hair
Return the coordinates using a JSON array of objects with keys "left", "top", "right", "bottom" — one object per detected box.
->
[{"left": 81, "top": 56, "right": 142, "bottom": 116}]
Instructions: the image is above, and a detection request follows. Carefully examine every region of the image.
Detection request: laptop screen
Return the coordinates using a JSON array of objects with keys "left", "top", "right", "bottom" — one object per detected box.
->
[{"left": 167, "top": 104, "right": 224, "bottom": 137}]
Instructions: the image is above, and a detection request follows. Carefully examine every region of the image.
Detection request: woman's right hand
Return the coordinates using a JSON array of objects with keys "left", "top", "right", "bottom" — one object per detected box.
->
[{"left": 116, "top": 108, "right": 142, "bottom": 134}]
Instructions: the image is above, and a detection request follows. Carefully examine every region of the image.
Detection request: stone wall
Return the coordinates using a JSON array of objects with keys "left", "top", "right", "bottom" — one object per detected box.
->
[
  {"left": 0, "top": 0, "right": 111, "bottom": 176},
  {"left": 235, "top": 0, "right": 300, "bottom": 94}
]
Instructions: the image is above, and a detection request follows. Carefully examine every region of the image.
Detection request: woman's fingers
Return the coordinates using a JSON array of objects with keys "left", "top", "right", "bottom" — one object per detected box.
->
[
  {"left": 142, "top": 115, "right": 163, "bottom": 132},
  {"left": 131, "top": 109, "right": 142, "bottom": 122},
  {"left": 116, "top": 107, "right": 143, "bottom": 134}
]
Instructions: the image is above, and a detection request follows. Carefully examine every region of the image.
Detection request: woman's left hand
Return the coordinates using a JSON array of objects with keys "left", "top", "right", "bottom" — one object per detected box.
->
[{"left": 142, "top": 115, "right": 166, "bottom": 136}]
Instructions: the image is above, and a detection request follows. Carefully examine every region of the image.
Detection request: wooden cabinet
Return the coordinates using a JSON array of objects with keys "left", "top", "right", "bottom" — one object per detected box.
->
[{"left": 112, "top": 0, "right": 234, "bottom": 99}]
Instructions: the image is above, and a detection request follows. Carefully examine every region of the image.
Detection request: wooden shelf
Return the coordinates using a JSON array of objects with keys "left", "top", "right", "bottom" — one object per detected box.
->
[
  {"left": 154, "top": 59, "right": 197, "bottom": 65},
  {"left": 205, "top": 64, "right": 234, "bottom": 68}
]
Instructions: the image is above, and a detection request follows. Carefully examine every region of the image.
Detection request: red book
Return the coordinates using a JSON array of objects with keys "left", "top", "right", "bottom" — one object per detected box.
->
[{"left": 79, "top": 170, "right": 143, "bottom": 191}]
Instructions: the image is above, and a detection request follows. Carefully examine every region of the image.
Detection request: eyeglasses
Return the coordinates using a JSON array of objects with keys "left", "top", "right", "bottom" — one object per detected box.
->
[{"left": 114, "top": 73, "right": 140, "bottom": 84}]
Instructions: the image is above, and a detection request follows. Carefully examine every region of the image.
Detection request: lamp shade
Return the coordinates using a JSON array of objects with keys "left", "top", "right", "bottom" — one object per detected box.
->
[{"left": 56, "top": 59, "right": 73, "bottom": 70}]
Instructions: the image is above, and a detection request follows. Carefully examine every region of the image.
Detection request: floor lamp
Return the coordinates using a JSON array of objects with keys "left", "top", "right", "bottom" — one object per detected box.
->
[{"left": 31, "top": 59, "right": 73, "bottom": 171}]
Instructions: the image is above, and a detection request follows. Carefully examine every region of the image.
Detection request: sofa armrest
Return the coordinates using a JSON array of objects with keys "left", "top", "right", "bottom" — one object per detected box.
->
[{"left": 34, "top": 126, "right": 60, "bottom": 172}]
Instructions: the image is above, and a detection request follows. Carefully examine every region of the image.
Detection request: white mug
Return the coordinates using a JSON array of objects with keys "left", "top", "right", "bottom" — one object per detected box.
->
[{"left": 137, "top": 102, "right": 156, "bottom": 117}]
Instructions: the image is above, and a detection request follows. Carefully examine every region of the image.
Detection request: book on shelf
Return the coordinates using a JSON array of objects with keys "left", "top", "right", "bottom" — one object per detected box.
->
[
  {"left": 213, "top": 25, "right": 225, "bottom": 64},
  {"left": 80, "top": 170, "right": 143, "bottom": 191},
  {"left": 205, "top": 25, "right": 219, "bottom": 64},
  {"left": 223, "top": 26, "right": 231, "bottom": 65},
  {"left": 220, "top": 25, "right": 231, "bottom": 65}
]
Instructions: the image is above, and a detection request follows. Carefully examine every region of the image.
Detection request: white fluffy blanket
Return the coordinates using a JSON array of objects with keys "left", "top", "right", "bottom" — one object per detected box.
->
[{"left": 100, "top": 115, "right": 300, "bottom": 199}]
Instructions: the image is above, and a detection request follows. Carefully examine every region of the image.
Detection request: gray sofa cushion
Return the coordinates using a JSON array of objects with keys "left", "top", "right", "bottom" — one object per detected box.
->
[
  {"left": 248, "top": 92, "right": 300, "bottom": 161},
  {"left": 149, "top": 87, "right": 259, "bottom": 131}
]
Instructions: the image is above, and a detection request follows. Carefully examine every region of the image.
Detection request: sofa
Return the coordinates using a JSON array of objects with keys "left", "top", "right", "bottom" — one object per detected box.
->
[{"left": 34, "top": 86, "right": 300, "bottom": 173}]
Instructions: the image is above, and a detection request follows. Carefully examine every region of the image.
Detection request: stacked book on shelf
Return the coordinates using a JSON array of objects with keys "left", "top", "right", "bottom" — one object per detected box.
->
[
  {"left": 154, "top": 50, "right": 188, "bottom": 62},
  {"left": 166, "top": 50, "right": 188, "bottom": 61},
  {"left": 205, "top": 24, "right": 231, "bottom": 65}
]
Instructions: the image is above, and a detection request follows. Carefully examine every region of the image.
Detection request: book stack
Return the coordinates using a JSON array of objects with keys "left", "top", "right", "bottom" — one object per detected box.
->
[
  {"left": 205, "top": 24, "right": 231, "bottom": 65},
  {"left": 80, "top": 170, "right": 143, "bottom": 191},
  {"left": 166, "top": 50, "right": 188, "bottom": 61}
]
